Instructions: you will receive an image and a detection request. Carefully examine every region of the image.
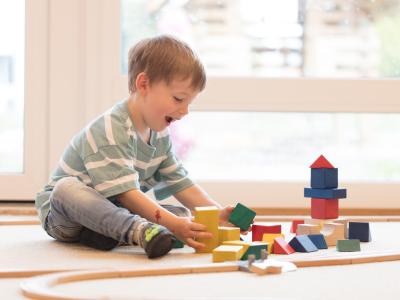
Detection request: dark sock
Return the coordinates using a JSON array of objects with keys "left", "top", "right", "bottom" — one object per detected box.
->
[{"left": 79, "top": 227, "right": 119, "bottom": 251}]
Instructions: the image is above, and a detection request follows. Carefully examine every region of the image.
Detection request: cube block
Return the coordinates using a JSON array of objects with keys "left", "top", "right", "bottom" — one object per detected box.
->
[
  {"left": 311, "top": 168, "right": 338, "bottom": 189},
  {"left": 348, "top": 222, "right": 371, "bottom": 242},
  {"left": 229, "top": 203, "right": 256, "bottom": 231},
  {"left": 311, "top": 198, "right": 339, "bottom": 219}
]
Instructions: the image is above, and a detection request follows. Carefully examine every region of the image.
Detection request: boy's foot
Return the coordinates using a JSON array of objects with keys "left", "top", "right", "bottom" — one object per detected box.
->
[
  {"left": 79, "top": 227, "right": 119, "bottom": 251},
  {"left": 139, "top": 223, "right": 174, "bottom": 258}
]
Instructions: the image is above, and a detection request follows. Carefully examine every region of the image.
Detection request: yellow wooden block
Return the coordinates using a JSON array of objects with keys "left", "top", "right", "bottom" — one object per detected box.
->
[
  {"left": 194, "top": 206, "right": 219, "bottom": 253},
  {"left": 223, "top": 240, "right": 250, "bottom": 258},
  {"left": 262, "top": 233, "right": 285, "bottom": 254},
  {"left": 212, "top": 245, "right": 245, "bottom": 262},
  {"left": 218, "top": 226, "right": 240, "bottom": 245}
]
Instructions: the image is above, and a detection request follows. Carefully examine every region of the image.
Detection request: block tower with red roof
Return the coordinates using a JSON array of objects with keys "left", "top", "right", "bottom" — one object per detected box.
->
[{"left": 304, "top": 155, "right": 347, "bottom": 219}]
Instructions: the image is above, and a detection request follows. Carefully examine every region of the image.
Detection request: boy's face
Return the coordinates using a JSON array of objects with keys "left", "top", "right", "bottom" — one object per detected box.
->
[{"left": 141, "top": 77, "right": 199, "bottom": 132}]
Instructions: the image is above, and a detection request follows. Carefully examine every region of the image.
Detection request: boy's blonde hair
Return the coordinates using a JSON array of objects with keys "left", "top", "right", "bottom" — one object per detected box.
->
[{"left": 128, "top": 35, "right": 206, "bottom": 93}]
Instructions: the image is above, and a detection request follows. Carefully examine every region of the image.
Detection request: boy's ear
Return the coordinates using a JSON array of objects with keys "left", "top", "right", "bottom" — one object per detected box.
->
[{"left": 135, "top": 72, "right": 150, "bottom": 95}]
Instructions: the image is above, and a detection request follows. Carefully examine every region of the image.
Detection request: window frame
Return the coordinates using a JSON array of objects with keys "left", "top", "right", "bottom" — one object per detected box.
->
[
  {"left": 4, "top": 0, "right": 399, "bottom": 208},
  {"left": 0, "top": 0, "right": 48, "bottom": 200}
]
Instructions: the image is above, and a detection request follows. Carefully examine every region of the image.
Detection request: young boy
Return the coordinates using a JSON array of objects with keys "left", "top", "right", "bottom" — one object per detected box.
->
[{"left": 35, "top": 35, "right": 242, "bottom": 259}]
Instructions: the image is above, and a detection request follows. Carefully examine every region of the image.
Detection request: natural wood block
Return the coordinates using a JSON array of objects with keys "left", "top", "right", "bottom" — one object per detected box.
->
[
  {"left": 296, "top": 224, "right": 320, "bottom": 235},
  {"left": 321, "top": 223, "right": 345, "bottom": 246}
]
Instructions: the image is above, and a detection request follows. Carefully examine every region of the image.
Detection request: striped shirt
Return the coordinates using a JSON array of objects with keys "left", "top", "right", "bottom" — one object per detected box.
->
[{"left": 35, "top": 99, "right": 193, "bottom": 225}]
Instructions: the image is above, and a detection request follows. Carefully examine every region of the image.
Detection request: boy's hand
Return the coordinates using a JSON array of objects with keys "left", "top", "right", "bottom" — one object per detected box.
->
[
  {"left": 219, "top": 205, "right": 252, "bottom": 235},
  {"left": 170, "top": 217, "right": 213, "bottom": 250}
]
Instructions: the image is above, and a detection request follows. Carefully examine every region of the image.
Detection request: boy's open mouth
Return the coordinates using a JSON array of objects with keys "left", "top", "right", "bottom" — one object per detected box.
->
[{"left": 165, "top": 116, "right": 174, "bottom": 124}]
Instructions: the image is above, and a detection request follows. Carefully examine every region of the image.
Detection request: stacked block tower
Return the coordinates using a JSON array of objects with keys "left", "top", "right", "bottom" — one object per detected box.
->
[{"left": 304, "top": 155, "right": 347, "bottom": 219}]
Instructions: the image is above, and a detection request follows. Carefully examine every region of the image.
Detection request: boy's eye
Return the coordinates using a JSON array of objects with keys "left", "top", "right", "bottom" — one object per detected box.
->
[{"left": 173, "top": 96, "right": 184, "bottom": 102}]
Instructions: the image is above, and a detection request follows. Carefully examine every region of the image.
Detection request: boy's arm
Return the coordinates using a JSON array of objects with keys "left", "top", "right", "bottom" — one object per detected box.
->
[
  {"left": 117, "top": 189, "right": 212, "bottom": 248},
  {"left": 173, "top": 184, "right": 222, "bottom": 210}
]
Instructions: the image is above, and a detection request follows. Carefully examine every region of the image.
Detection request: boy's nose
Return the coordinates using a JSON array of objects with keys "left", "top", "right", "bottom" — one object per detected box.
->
[{"left": 179, "top": 105, "right": 189, "bottom": 117}]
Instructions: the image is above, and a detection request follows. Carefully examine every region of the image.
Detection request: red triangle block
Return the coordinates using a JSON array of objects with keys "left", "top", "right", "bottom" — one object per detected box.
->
[
  {"left": 310, "top": 155, "right": 334, "bottom": 169},
  {"left": 273, "top": 237, "right": 295, "bottom": 255}
]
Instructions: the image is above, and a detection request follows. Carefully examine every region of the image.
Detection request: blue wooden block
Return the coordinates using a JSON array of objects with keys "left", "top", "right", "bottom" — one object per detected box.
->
[
  {"left": 308, "top": 234, "right": 328, "bottom": 249},
  {"left": 289, "top": 235, "right": 318, "bottom": 253},
  {"left": 311, "top": 168, "right": 338, "bottom": 189},
  {"left": 348, "top": 222, "right": 371, "bottom": 242},
  {"left": 304, "top": 188, "right": 347, "bottom": 199}
]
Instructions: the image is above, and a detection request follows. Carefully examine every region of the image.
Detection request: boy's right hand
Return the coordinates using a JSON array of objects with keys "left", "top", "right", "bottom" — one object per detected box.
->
[{"left": 170, "top": 217, "right": 213, "bottom": 250}]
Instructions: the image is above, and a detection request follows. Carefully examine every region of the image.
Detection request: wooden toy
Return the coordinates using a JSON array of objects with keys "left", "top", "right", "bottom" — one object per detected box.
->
[
  {"left": 321, "top": 223, "right": 345, "bottom": 246},
  {"left": 273, "top": 237, "right": 295, "bottom": 255},
  {"left": 251, "top": 224, "right": 281, "bottom": 241},
  {"left": 212, "top": 245, "right": 245, "bottom": 262},
  {"left": 310, "top": 154, "right": 334, "bottom": 168},
  {"left": 348, "top": 222, "right": 371, "bottom": 242},
  {"left": 311, "top": 198, "right": 339, "bottom": 219},
  {"left": 218, "top": 226, "right": 240, "bottom": 245},
  {"left": 249, "top": 259, "right": 283, "bottom": 275},
  {"left": 304, "top": 188, "right": 347, "bottom": 199},
  {"left": 296, "top": 224, "right": 320, "bottom": 235},
  {"left": 262, "top": 233, "right": 284, "bottom": 254},
  {"left": 172, "top": 238, "right": 184, "bottom": 249},
  {"left": 241, "top": 242, "right": 268, "bottom": 260},
  {"left": 229, "top": 203, "right": 256, "bottom": 231},
  {"left": 290, "top": 220, "right": 304, "bottom": 233},
  {"left": 336, "top": 239, "right": 361, "bottom": 252},
  {"left": 193, "top": 206, "right": 219, "bottom": 253},
  {"left": 308, "top": 234, "right": 328, "bottom": 249},
  {"left": 311, "top": 168, "right": 338, "bottom": 189},
  {"left": 289, "top": 235, "right": 318, "bottom": 253}
]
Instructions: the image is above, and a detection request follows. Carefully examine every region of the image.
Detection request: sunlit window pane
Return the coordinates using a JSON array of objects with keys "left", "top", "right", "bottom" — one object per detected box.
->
[
  {"left": 170, "top": 112, "right": 400, "bottom": 182},
  {"left": 121, "top": 0, "right": 400, "bottom": 78},
  {"left": 0, "top": 1, "right": 24, "bottom": 173}
]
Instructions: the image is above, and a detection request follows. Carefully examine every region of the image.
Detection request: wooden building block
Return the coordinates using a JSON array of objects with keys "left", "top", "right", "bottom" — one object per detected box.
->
[
  {"left": 348, "top": 222, "right": 371, "bottom": 242},
  {"left": 218, "top": 226, "right": 240, "bottom": 245},
  {"left": 262, "top": 233, "right": 284, "bottom": 254},
  {"left": 289, "top": 235, "right": 318, "bottom": 253},
  {"left": 229, "top": 203, "right": 256, "bottom": 231},
  {"left": 321, "top": 222, "right": 345, "bottom": 246},
  {"left": 251, "top": 224, "right": 281, "bottom": 241},
  {"left": 212, "top": 245, "right": 245, "bottom": 262},
  {"left": 172, "top": 238, "right": 184, "bottom": 249},
  {"left": 273, "top": 237, "right": 295, "bottom": 255},
  {"left": 240, "top": 242, "right": 268, "bottom": 260},
  {"left": 290, "top": 220, "right": 304, "bottom": 233},
  {"left": 311, "top": 198, "right": 339, "bottom": 219},
  {"left": 336, "top": 239, "right": 361, "bottom": 252},
  {"left": 194, "top": 206, "right": 219, "bottom": 253},
  {"left": 308, "top": 234, "right": 328, "bottom": 249},
  {"left": 310, "top": 154, "right": 334, "bottom": 168},
  {"left": 249, "top": 259, "right": 297, "bottom": 275},
  {"left": 296, "top": 224, "right": 320, "bottom": 235},
  {"left": 311, "top": 168, "right": 338, "bottom": 189},
  {"left": 304, "top": 188, "right": 347, "bottom": 199}
]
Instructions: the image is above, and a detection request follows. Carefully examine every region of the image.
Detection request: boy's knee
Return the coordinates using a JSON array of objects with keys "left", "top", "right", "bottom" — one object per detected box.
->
[{"left": 52, "top": 177, "right": 82, "bottom": 200}]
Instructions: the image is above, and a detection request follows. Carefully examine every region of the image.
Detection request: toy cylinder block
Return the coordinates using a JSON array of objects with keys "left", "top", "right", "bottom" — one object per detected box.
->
[
  {"left": 311, "top": 168, "right": 338, "bottom": 189},
  {"left": 304, "top": 188, "right": 347, "bottom": 199},
  {"left": 311, "top": 198, "right": 339, "bottom": 219}
]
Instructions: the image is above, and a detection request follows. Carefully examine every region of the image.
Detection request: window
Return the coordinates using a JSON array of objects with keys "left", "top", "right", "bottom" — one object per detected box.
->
[
  {"left": 0, "top": 1, "right": 24, "bottom": 173},
  {"left": 0, "top": 0, "right": 47, "bottom": 200}
]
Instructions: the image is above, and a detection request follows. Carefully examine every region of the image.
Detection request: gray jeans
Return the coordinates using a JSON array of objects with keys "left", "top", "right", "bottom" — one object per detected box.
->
[{"left": 44, "top": 177, "right": 190, "bottom": 244}]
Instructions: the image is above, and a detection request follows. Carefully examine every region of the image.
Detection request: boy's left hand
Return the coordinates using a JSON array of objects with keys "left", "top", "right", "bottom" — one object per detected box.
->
[{"left": 219, "top": 205, "right": 252, "bottom": 235}]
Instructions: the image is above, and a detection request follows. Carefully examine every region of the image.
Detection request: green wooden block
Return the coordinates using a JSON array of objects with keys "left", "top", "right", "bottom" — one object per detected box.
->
[
  {"left": 241, "top": 243, "right": 268, "bottom": 260},
  {"left": 172, "top": 238, "right": 185, "bottom": 249},
  {"left": 229, "top": 203, "right": 256, "bottom": 231},
  {"left": 336, "top": 239, "right": 361, "bottom": 252}
]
